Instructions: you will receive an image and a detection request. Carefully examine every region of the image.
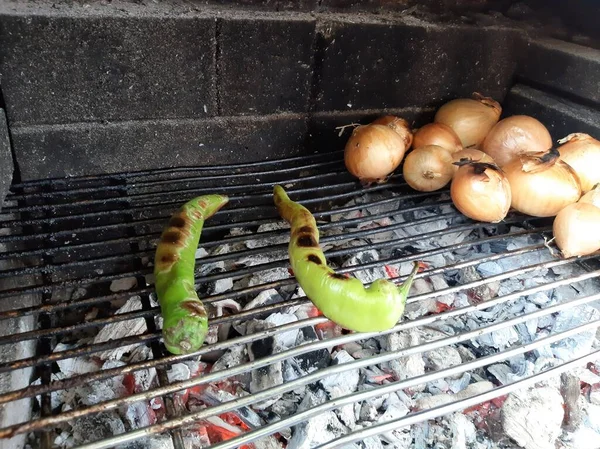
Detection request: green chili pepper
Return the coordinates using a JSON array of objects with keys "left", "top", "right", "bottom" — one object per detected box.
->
[
  {"left": 273, "top": 185, "right": 419, "bottom": 332},
  {"left": 154, "top": 195, "right": 229, "bottom": 355}
]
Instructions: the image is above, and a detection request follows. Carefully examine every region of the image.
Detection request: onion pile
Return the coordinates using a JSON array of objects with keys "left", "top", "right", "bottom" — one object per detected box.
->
[
  {"left": 503, "top": 148, "right": 582, "bottom": 217},
  {"left": 412, "top": 123, "right": 462, "bottom": 154},
  {"left": 557, "top": 133, "right": 600, "bottom": 193},
  {"left": 481, "top": 115, "right": 553, "bottom": 167},
  {"left": 403, "top": 145, "right": 456, "bottom": 192},
  {"left": 344, "top": 118, "right": 412, "bottom": 183},
  {"left": 579, "top": 184, "right": 600, "bottom": 208},
  {"left": 450, "top": 161, "right": 511, "bottom": 223},
  {"left": 434, "top": 93, "right": 501, "bottom": 149}
]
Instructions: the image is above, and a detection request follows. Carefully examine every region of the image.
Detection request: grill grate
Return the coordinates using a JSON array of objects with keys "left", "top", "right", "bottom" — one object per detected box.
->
[{"left": 0, "top": 151, "right": 599, "bottom": 449}]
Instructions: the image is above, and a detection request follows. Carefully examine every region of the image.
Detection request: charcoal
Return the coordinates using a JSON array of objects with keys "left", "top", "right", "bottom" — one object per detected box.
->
[
  {"left": 110, "top": 277, "right": 138, "bottom": 292},
  {"left": 380, "top": 329, "right": 425, "bottom": 391},
  {"left": 561, "top": 372, "right": 584, "bottom": 431},
  {"left": 92, "top": 296, "right": 147, "bottom": 360},
  {"left": 243, "top": 288, "right": 285, "bottom": 311},
  {"left": 475, "top": 326, "right": 519, "bottom": 350},
  {"left": 264, "top": 313, "right": 299, "bottom": 348},
  {"left": 71, "top": 411, "right": 126, "bottom": 445},
  {"left": 211, "top": 345, "right": 248, "bottom": 373},
  {"left": 424, "top": 346, "right": 462, "bottom": 373},
  {"left": 449, "top": 413, "right": 477, "bottom": 449},
  {"left": 447, "top": 373, "right": 471, "bottom": 393},
  {"left": 361, "top": 437, "right": 385, "bottom": 449},
  {"left": 551, "top": 306, "right": 600, "bottom": 360},
  {"left": 54, "top": 343, "right": 100, "bottom": 377},
  {"left": 286, "top": 388, "right": 348, "bottom": 449},
  {"left": 501, "top": 387, "right": 564, "bottom": 449},
  {"left": 246, "top": 222, "right": 289, "bottom": 248},
  {"left": 78, "top": 361, "right": 127, "bottom": 406},
  {"left": 414, "top": 381, "right": 494, "bottom": 410},
  {"left": 320, "top": 350, "right": 360, "bottom": 398}
]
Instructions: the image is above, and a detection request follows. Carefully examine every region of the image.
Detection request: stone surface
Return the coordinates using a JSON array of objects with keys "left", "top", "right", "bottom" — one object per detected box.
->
[
  {"left": 503, "top": 84, "right": 600, "bottom": 141},
  {"left": 518, "top": 38, "right": 600, "bottom": 105},
  {"left": 219, "top": 16, "right": 315, "bottom": 115},
  {"left": 10, "top": 115, "right": 308, "bottom": 180},
  {"left": 0, "top": 110, "right": 13, "bottom": 211},
  {"left": 314, "top": 16, "right": 522, "bottom": 111},
  {"left": 0, "top": 12, "right": 217, "bottom": 125}
]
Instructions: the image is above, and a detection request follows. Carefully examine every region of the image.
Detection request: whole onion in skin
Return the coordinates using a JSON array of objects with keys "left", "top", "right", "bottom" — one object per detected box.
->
[
  {"left": 412, "top": 123, "right": 462, "bottom": 154},
  {"left": 371, "top": 115, "right": 413, "bottom": 149},
  {"left": 557, "top": 133, "right": 600, "bottom": 193},
  {"left": 482, "top": 115, "right": 552, "bottom": 167},
  {"left": 434, "top": 93, "right": 502, "bottom": 149},
  {"left": 553, "top": 202, "right": 600, "bottom": 258},
  {"left": 344, "top": 124, "right": 410, "bottom": 183},
  {"left": 503, "top": 148, "right": 582, "bottom": 217},
  {"left": 402, "top": 145, "right": 456, "bottom": 192},
  {"left": 450, "top": 161, "right": 511, "bottom": 223}
]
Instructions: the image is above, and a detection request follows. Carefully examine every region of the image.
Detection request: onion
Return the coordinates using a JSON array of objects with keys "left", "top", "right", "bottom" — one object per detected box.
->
[
  {"left": 434, "top": 92, "right": 501, "bottom": 149},
  {"left": 481, "top": 115, "right": 552, "bottom": 167},
  {"left": 402, "top": 145, "right": 455, "bottom": 192},
  {"left": 579, "top": 183, "right": 600, "bottom": 208},
  {"left": 344, "top": 124, "right": 410, "bottom": 183},
  {"left": 557, "top": 133, "right": 600, "bottom": 193},
  {"left": 371, "top": 115, "right": 413, "bottom": 149},
  {"left": 452, "top": 148, "right": 495, "bottom": 165},
  {"left": 553, "top": 202, "right": 600, "bottom": 258},
  {"left": 503, "top": 148, "right": 582, "bottom": 217},
  {"left": 412, "top": 123, "right": 462, "bottom": 153},
  {"left": 450, "top": 161, "right": 511, "bottom": 223}
]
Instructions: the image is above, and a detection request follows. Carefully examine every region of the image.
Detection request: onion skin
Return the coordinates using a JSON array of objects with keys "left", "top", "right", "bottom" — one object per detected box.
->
[
  {"left": 344, "top": 124, "right": 409, "bottom": 183},
  {"left": 450, "top": 161, "right": 511, "bottom": 223},
  {"left": 452, "top": 148, "right": 495, "bottom": 165},
  {"left": 412, "top": 123, "right": 462, "bottom": 153},
  {"left": 579, "top": 184, "right": 600, "bottom": 208},
  {"left": 557, "top": 133, "right": 600, "bottom": 193},
  {"left": 482, "top": 115, "right": 552, "bottom": 167},
  {"left": 503, "top": 149, "right": 582, "bottom": 217},
  {"left": 402, "top": 145, "right": 455, "bottom": 192},
  {"left": 371, "top": 116, "right": 413, "bottom": 149},
  {"left": 553, "top": 202, "right": 600, "bottom": 258},
  {"left": 434, "top": 92, "right": 501, "bottom": 149}
]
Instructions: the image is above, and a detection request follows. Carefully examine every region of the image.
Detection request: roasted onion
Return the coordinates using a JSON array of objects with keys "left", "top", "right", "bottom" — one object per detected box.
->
[
  {"left": 579, "top": 184, "right": 600, "bottom": 208},
  {"left": 553, "top": 202, "right": 600, "bottom": 258},
  {"left": 412, "top": 123, "right": 462, "bottom": 153},
  {"left": 402, "top": 145, "right": 455, "bottom": 192},
  {"left": 557, "top": 133, "right": 600, "bottom": 193},
  {"left": 482, "top": 115, "right": 552, "bottom": 167},
  {"left": 371, "top": 115, "right": 413, "bottom": 149},
  {"left": 450, "top": 161, "right": 511, "bottom": 223},
  {"left": 503, "top": 148, "right": 582, "bottom": 217},
  {"left": 434, "top": 93, "right": 501, "bottom": 149},
  {"left": 452, "top": 148, "right": 495, "bottom": 165},
  {"left": 344, "top": 124, "right": 409, "bottom": 183}
]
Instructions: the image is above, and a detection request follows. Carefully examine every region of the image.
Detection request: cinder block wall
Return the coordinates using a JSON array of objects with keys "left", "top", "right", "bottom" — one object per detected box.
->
[{"left": 0, "top": 0, "right": 598, "bottom": 181}]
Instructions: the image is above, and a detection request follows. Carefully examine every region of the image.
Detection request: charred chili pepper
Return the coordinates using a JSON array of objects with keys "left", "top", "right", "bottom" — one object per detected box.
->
[
  {"left": 273, "top": 185, "right": 419, "bottom": 332},
  {"left": 154, "top": 195, "right": 229, "bottom": 355}
]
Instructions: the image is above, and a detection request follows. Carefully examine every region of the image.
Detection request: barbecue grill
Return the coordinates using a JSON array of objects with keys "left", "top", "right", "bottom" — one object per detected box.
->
[{"left": 0, "top": 1, "right": 599, "bottom": 448}]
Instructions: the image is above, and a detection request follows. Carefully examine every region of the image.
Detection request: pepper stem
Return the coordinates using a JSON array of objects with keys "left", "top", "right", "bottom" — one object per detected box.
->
[{"left": 397, "top": 261, "right": 420, "bottom": 296}]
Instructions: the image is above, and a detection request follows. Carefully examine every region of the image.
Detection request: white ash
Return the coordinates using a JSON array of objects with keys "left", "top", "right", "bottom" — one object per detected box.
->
[
  {"left": 424, "top": 346, "right": 463, "bottom": 374},
  {"left": 405, "top": 278, "right": 442, "bottom": 319},
  {"left": 243, "top": 288, "right": 285, "bottom": 311},
  {"left": 286, "top": 388, "right": 349, "bottom": 449},
  {"left": 414, "top": 381, "right": 494, "bottom": 410},
  {"left": 449, "top": 413, "right": 477, "bottom": 449},
  {"left": 379, "top": 329, "right": 425, "bottom": 390},
  {"left": 109, "top": 277, "right": 138, "bottom": 292},
  {"left": 78, "top": 360, "right": 127, "bottom": 406},
  {"left": 92, "top": 296, "right": 147, "bottom": 360},
  {"left": 551, "top": 305, "right": 600, "bottom": 360},
  {"left": 245, "top": 222, "right": 289, "bottom": 249},
  {"left": 501, "top": 386, "right": 564, "bottom": 449},
  {"left": 341, "top": 250, "right": 388, "bottom": 285},
  {"left": 71, "top": 411, "right": 126, "bottom": 446},
  {"left": 53, "top": 343, "right": 100, "bottom": 377},
  {"left": 319, "top": 350, "right": 360, "bottom": 429},
  {"left": 248, "top": 267, "right": 291, "bottom": 287}
]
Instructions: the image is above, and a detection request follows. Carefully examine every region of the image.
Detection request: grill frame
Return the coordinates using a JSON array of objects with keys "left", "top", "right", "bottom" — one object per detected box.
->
[{"left": 0, "top": 151, "right": 599, "bottom": 449}]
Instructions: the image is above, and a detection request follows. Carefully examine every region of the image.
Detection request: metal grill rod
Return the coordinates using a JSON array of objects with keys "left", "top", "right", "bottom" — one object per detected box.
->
[
  {"left": 317, "top": 350, "right": 600, "bottom": 449},
  {"left": 0, "top": 242, "right": 563, "bottom": 402},
  {"left": 7, "top": 150, "right": 345, "bottom": 190},
  {"left": 0, "top": 244, "right": 595, "bottom": 372},
  {"left": 210, "top": 319, "right": 600, "bottom": 449},
  {"left": 58, "top": 291, "right": 600, "bottom": 449},
  {"left": 3, "top": 281, "right": 599, "bottom": 439}
]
